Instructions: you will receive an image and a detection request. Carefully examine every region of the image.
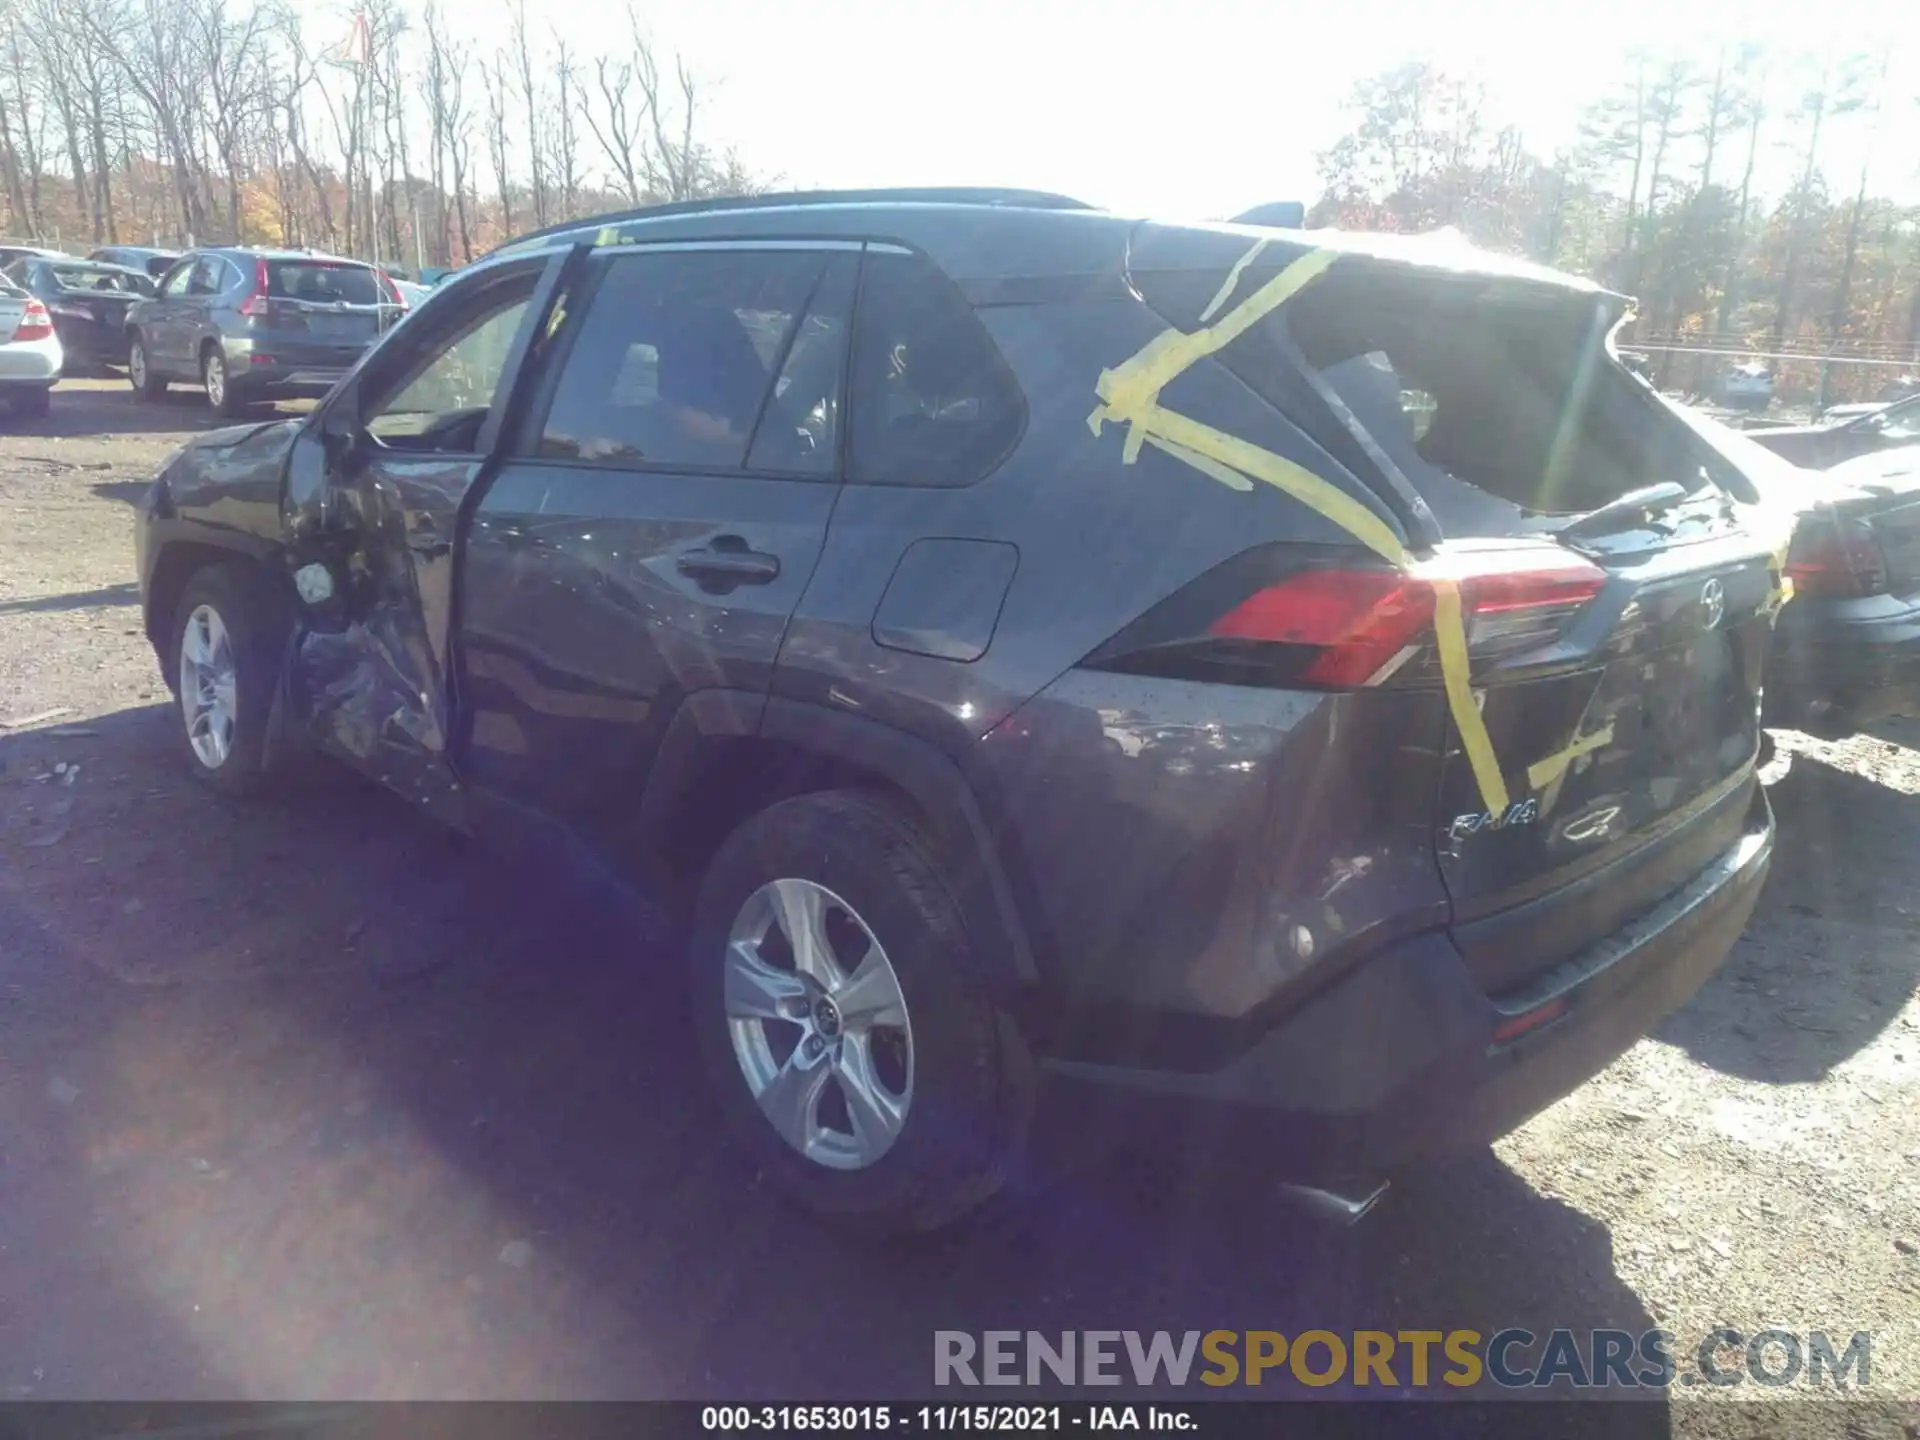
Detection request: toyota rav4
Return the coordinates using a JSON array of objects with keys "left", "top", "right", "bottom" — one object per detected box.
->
[{"left": 134, "top": 188, "right": 1782, "bottom": 1233}]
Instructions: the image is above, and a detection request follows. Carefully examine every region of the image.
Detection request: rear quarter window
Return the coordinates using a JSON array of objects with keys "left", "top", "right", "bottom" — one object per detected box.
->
[{"left": 847, "top": 251, "right": 1025, "bottom": 488}]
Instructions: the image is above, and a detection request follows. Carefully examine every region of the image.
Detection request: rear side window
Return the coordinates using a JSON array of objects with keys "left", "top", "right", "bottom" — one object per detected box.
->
[
  {"left": 266, "top": 260, "right": 383, "bottom": 305},
  {"left": 848, "top": 251, "right": 1024, "bottom": 488},
  {"left": 537, "top": 249, "right": 828, "bottom": 471}
]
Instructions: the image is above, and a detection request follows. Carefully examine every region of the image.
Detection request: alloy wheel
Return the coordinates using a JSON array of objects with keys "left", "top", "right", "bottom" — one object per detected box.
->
[
  {"left": 179, "top": 603, "right": 238, "bottom": 769},
  {"left": 724, "top": 878, "right": 914, "bottom": 1171}
]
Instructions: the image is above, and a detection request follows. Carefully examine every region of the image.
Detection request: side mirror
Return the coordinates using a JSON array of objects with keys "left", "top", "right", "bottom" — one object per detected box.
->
[{"left": 316, "top": 380, "right": 363, "bottom": 453}]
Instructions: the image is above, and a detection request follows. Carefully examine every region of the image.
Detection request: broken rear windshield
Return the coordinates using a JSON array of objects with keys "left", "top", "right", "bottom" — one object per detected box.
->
[
  {"left": 50, "top": 265, "right": 154, "bottom": 295},
  {"left": 1135, "top": 247, "right": 1737, "bottom": 534}
]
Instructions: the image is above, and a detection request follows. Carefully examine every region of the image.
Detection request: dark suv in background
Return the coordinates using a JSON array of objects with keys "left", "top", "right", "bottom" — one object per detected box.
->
[
  {"left": 133, "top": 189, "right": 1780, "bottom": 1233},
  {"left": 89, "top": 245, "right": 183, "bottom": 281},
  {"left": 126, "top": 248, "right": 406, "bottom": 417}
]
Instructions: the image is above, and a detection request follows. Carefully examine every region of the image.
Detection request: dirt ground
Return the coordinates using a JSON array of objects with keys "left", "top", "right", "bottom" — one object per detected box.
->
[{"left": 2, "top": 381, "right": 1918, "bottom": 1434}]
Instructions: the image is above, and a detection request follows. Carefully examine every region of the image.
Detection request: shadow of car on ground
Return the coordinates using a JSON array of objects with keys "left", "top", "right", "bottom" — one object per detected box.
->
[{"left": 1, "top": 703, "right": 1666, "bottom": 1421}]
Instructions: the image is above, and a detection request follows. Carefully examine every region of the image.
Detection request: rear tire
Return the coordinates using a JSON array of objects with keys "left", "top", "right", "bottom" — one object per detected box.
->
[
  {"left": 690, "top": 790, "right": 1029, "bottom": 1235},
  {"left": 170, "top": 563, "right": 292, "bottom": 798},
  {"left": 202, "top": 345, "right": 247, "bottom": 420},
  {"left": 8, "top": 386, "right": 49, "bottom": 418},
  {"left": 129, "top": 334, "right": 166, "bottom": 400}
]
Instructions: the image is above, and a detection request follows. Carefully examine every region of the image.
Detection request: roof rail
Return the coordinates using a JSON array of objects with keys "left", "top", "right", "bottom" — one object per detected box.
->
[{"left": 492, "top": 186, "right": 1093, "bottom": 254}]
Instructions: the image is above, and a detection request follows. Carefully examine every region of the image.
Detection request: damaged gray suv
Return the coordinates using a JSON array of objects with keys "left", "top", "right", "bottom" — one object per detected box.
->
[{"left": 136, "top": 189, "right": 1780, "bottom": 1233}]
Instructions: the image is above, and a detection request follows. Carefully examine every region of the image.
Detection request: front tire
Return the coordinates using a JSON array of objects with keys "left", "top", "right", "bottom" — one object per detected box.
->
[
  {"left": 129, "top": 334, "right": 166, "bottom": 399},
  {"left": 690, "top": 791, "right": 1028, "bottom": 1234},
  {"left": 170, "top": 563, "right": 290, "bottom": 797}
]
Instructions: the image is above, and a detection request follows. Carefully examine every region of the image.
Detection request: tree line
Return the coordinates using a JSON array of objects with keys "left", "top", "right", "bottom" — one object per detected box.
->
[
  {"left": 1310, "top": 48, "right": 1920, "bottom": 404},
  {"left": 0, "top": 0, "right": 760, "bottom": 268}
]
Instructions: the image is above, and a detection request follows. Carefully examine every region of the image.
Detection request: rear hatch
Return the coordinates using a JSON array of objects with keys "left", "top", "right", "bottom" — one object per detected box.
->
[
  {"left": 257, "top": 258, "right": 395, "bottom": 363},
  {"left": 1125, "top": 224, "right": 1774, "bottom": 996},
  {"left": 0, "top": 288, "right": 24, "bottom": 343}
]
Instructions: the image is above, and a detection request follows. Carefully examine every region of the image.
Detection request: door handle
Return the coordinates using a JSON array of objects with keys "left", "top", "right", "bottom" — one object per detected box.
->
[{"left": 676, "top": 538, "right": 780, "bottom": 585}]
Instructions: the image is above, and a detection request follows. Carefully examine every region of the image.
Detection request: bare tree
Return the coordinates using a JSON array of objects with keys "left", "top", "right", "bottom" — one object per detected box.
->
[
  {"left": 507, "top": 0, "right": 544, "bottom": 227},
  {"left": 482, "top": 50, "right": 511, "bottom": 239}
]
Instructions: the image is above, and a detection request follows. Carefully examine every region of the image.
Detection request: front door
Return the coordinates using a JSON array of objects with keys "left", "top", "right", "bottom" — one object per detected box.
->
[
  {"left": 283, "top": 247, "right": 578, "bottom": 818},
  {"left": 455, "top": 242, "right": 858, "bottom": 832}
]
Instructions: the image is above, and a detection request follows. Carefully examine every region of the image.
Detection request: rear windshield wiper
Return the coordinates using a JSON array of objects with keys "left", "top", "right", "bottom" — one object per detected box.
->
[{"left": 1559, "top": 482, "right": 1692, "bottom": 544}]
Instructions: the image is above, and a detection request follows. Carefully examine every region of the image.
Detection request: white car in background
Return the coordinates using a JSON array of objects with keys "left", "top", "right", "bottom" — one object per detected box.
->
[{"left": 0, "top": 272, "right": 62, "bottom": 417}]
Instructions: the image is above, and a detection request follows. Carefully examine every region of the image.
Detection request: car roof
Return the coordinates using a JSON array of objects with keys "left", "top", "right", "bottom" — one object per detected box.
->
[
  {"left": 491, "top": 187, "right": 1617, "bottom": 300},
  {"left": 204, "top": 246, "right": 373, "bottom": 264},
  {"left": 39, "top": 256, "right": 150, "bottom": 278}
]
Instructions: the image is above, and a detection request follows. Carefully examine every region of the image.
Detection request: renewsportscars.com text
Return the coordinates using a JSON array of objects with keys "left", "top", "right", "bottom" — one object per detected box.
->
[{"left": 934, "top": 1328, "right": 1871, "bottom": 1390}]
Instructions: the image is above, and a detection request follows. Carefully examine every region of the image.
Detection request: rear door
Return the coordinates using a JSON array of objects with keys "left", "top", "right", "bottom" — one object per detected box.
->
[
  {"left": 145, "top": 258, "right": 198, "bottom": 372},
  {"left": 179, "top": 255, "right": 229, "bottom": 368},
  {"left": 284, "top": 249, "right": 575, "bottom": 816},
  {"left": 455, "top": 240, "right": 855, "bottom": 827}
]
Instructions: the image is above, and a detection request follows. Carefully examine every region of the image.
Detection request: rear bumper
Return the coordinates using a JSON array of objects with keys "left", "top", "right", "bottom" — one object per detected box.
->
[
  {"left": 1766, "top": 596, "right": 1920, "bottom": 733},
  {"left": 220, "top": 336, "right": 359, "bottom": 396},
  {"left": 0, "top": 332, "right": 63, "bottom": 383},
  {"left": 1033, "top": 793, "right": 1771, "bottom": 1179}
]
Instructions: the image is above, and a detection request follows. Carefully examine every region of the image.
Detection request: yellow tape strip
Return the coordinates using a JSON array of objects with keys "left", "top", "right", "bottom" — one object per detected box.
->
[
  {"left": 1526, "top": 720, "right": 1616, "bottom": 791},
  {"left": 1434, "top": 580, "right": 1510, "bottom": 814},
  {"left": 1087, "top": 242, "right": 1516, "bottom": 815},
  {"left": 1198, "top": 237, "right": 1269, "bottom": 323}
]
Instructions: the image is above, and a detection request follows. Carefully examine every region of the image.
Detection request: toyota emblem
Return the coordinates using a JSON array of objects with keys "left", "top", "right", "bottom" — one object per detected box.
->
[{"left": 1700, "top": 577, "right": 1726, "bottom": 630}]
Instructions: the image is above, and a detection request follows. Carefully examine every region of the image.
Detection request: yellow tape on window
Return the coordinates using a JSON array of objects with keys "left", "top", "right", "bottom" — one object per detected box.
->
[{"left": 1086, "top": 243, "right": 1513, "bottom": 816}]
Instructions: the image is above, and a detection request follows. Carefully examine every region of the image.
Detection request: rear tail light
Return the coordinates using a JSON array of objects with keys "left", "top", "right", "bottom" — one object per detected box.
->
[
  {"left": 238, "top": 258, "right": 270, "bottom": 318},
  {"left": 379, "top": 271, "right": 406, "bottom": 307},
  {"left": 1093, "top": 547, "right": 1606, "bottom": 691},
  {"left": 1786, "top": 515, "right": 1886, "bottom": 598},
  {"left": 14, "top": 298, "right": 54, "bottom": 341}
]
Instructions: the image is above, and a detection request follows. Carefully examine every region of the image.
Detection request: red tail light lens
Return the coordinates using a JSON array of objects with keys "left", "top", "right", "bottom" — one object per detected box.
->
[
  {"left": 238, "top": 258, "right": 270, "bottom": 318},
  {"left": 1206, "top": 551, "right": 1604, "bottom": 688},
  {"left": 1210, "top": 569, "right": 1435, "bottom": 687},
  {"left": 380, "top": 271, "right": 406, "bottom": 307},
  {"left": 1099, "top": 547, "right": 1607, "bottom": 692},
  {"left": 1439, "top": 551, "right": 1608, "bottom": 662},
  {"left": 14, "top": 298, "right": 54, "bottom": 341},
  {"left": 1786, "top": 516, "right": 1885, "bottom": 598}
]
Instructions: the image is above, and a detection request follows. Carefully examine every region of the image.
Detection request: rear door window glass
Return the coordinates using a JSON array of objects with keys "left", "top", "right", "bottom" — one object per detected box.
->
[
  {"left": 848, "top": 251, "right": 1024, "bottom": 488},
  {"left": 745, "top": 254, "right": 857, "bottom": 476},
  {"left": 536, "top": 249, "right": 826, "bottom": 471}
]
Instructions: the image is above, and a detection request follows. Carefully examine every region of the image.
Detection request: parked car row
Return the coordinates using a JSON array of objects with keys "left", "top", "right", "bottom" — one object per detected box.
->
[{"left": 0, "top": 242, "right": 415, "bottom": 421}]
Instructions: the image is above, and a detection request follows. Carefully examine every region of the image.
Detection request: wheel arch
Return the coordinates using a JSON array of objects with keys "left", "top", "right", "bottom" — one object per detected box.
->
[
  {"left": 634, "top": 691, "right": 1040, "bottom": 1001},
  {"left": 144, "top": 532, "right": 282, "bottom": 671}
]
